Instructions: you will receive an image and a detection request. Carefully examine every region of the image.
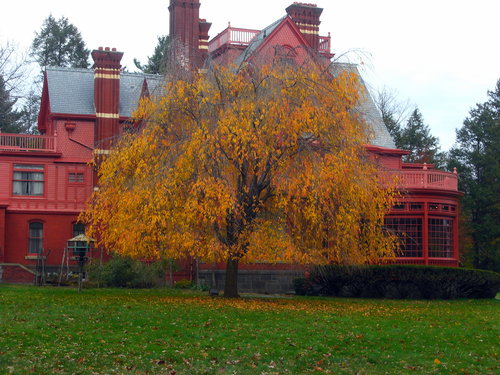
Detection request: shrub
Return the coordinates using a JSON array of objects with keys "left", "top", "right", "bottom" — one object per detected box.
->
[
  {"left": 294, "top": 265, "right": 500, "bottom": 299},
  {"left": 173, "top": 279, "right": 193, "bottom": 289},
  {"left": 86, "top": 257, "right": 164, "bottom": 288}
]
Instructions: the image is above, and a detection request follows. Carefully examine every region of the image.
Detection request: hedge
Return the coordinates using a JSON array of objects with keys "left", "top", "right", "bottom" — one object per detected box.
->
[
  {"left": 86, "top": 257, "right": 164, "bottom": 288},
  {"left": 294, "top": 265, "right": 500, "bottom": 299}
]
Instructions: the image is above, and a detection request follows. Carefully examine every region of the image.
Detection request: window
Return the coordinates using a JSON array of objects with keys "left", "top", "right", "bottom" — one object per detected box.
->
[
  {"left": 429, "top": 203, "right": 439, "bottom": 211},
  {"left": 428, "top": 218, "right": 453, "bottom": 258},
  {"left": 68, "top": 172, "right": 84, "bottom": 184},
  {"left": 13, "top": 164, "right": 44, "bottom": 196},
  {"left": 409, "top": 203, "right": 423, "bottom": 211},
  {"left": 385, "top": 218, "right": 422, "bottom": 257},
  {"left": 392, "top": 203, "right": 405, "bottom": 210},
  {"left": 73, "top": 223, "right": 85, "bottom": 237},
  {"left": 29, "top": 222, "right": 43, "bottom": 254}
]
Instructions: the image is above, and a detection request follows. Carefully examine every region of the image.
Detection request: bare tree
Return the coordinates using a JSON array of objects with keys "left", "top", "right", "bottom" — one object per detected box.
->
[
  {"left": 374, "top": 86, "right": 412, "bottom": 144},
  {"left": 0, "top": 41, "right": 29, "bottom": 98}
]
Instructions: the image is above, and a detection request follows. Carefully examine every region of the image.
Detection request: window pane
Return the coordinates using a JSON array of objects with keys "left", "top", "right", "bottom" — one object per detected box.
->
[
  {"left": 13, "top": 181, "right": 23, "bottom": 195},
  {"left": 385, "top": 217, "right": 423, "bottom": 257},
  {"left": 68, "top": 172, "right": 84, "bottom": 183},
  {"left": 14, "top": 164, "right": 44, "bottom": 170},
  {"left": 31, "top": 182, "right": 44, "bottom": 196},
  {"left": 429, "top": 218, "right": 453, "bottom": 258},
  {"left": 29, "top": 239, "right": 42, "bottom": 253},
  {"left": 28, "top": 222, "right": 43, "bottom": 254},
  {"left": 31, "top": 172, "right": 44, "bottom": 181}
]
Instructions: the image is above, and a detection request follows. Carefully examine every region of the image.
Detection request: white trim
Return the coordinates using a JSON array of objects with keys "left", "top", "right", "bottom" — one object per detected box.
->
[{"left": 96, "top": 113, "right": 120, "bottom": 119}]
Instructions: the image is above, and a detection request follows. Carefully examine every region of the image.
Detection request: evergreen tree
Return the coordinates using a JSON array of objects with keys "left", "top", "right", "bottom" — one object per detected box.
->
[
  {"left": 0, "top": 74, "right": 22, "bottom": 133},
  {"left": 134, "top": 36, "right": 170, "bottom": 74},
  {"left": 18, "top": 88, "right": 41, "bottom": 134},
  {"left": 381, "top": 110, "right": 402, "bottom": 145},
  {"left": 31, "top": 15, "right": 90, "bottom": 69},
  {"left": 448, "top": 79, "right": 500, "bottom": 271},
  {"left": 399, "top": 107, "right": 444, "bottom": 166}
]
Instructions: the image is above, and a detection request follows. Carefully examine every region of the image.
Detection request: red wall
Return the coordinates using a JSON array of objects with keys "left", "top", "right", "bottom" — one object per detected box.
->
[
  {"left": 4, "top": 212, "right": 79, "bottom": 266},
  {"left": 54, "top": 120, "right": 94, "bottom": 160}
]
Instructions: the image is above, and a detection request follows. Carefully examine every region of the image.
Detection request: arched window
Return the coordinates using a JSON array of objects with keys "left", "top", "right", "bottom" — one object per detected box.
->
[{"left": 28, "top": 222, "right": 43, "bottom": 254}]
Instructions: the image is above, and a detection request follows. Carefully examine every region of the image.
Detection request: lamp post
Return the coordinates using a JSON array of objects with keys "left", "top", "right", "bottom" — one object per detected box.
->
[{"left": 67, "top": 234, "right": 95, "bottom": 292}]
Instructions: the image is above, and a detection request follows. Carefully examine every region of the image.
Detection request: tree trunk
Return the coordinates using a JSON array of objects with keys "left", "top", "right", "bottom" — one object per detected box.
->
[{"left": 224, "top": 258, "right": 239, "bottom": 298}]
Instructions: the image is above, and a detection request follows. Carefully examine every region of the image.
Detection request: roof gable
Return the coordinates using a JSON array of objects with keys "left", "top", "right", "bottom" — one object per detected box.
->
[{"left": 235, "top": 16, "right": 316, "bottom": 66}]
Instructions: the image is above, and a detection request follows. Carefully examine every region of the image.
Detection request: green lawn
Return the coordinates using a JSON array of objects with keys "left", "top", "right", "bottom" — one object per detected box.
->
[{"left": 0, "top": 285, "right": 498, "bottom": 374}]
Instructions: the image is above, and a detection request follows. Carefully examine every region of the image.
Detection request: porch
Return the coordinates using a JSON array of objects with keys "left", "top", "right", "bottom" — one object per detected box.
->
[{"left": 0, "top": 133, "right": 57, "bottom": 153}]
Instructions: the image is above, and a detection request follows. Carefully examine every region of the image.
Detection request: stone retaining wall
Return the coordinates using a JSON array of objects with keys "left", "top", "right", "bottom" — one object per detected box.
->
[{"left": 199, "top": 269, "right": 301, "bottom": 294}]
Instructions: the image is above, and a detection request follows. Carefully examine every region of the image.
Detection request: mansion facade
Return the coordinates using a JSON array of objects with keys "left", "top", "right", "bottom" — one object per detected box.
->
[{"left": 0, "top": 1, "right": 461, "bottom": 286}]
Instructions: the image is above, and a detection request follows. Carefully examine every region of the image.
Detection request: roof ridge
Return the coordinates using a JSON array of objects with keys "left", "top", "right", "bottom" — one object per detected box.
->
[
  {"left": 121, "top": 71, "right": 162, "bottom": 79},
  {"left": 45, "top": 66, "right": 93, "bottom": 73}
]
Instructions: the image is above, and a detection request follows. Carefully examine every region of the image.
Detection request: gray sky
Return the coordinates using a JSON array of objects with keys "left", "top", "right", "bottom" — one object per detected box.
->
[{"left": 1, "top": 0, "right": 498, "bottom": 150}]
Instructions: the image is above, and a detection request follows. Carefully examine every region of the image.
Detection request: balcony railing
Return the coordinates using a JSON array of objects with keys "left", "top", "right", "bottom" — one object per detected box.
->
[
  {"left": 318, "top": 34, "right": 331, "bottom": 55},
  {"left": 0, "top": 133, "right": 57, "bottom": 152},
  {"left": 208, "top": 25, "right": 260, "bottom": 53},
  {"left": 394, "top": 169, "right": 458, "bottom": 191}
]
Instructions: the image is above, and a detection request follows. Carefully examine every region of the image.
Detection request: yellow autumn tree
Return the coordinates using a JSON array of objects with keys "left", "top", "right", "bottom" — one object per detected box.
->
[{"left": 82, "top": 58, "right": 397, "bottom": 297}]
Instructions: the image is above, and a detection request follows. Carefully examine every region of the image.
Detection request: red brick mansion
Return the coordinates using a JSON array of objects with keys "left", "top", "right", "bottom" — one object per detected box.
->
[{"left": 0, "top": 1, "right": 461, "bottom": 285}]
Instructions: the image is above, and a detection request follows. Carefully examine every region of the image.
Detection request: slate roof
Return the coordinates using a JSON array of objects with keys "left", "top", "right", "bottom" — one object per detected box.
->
[
  {"left": 44, "top": 36, "right": 394, "bottom": 149},
  {"left": 45, "top": 67, "right": 163, "bottom": 118},
  {"left": 331, "top": 63, "right": 396, "bottom": 149}
]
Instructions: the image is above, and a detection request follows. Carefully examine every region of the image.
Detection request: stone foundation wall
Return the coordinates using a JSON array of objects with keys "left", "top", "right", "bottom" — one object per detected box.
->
[
  {"left": 198, "top": 269, "right": 302, "bottom": 294},
  {"left": 0, "top": 264, "right": 35, "bottom": 283}
]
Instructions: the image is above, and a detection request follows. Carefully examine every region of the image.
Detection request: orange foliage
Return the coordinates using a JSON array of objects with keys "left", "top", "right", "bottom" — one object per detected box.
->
[{"left": 82, "top": 60, "right": 396, "bottom": 279}]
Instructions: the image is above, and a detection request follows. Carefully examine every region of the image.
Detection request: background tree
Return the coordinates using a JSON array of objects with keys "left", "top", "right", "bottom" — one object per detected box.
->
[
  {"left": 399, "top": 107, "right": 444, "bottom": 166},
  {"left": 447, "top": 79, "right": 500, "bottom": 272},
  {"left": 374, "top": 87, "right": 411, "bottom": 145},
  {"left": 0, "top": 41, "right": 29, "bottom": 133},
  {"left": 134, "top": 36, "right": 170, "bottom": 74},
  {"left": 17, "top": 88, "right": 41, "bottom": 134},
  {"left": 0, "top": 74, "right": 22, "bottom": 133},
  {"left": 83, "top": 60, "right": 397, "bottom": 297},
  {"left": 31, "top": 15, "right": 89, "bottom": 69},
  {"left": 0, "top": 41, "right": 29, "bottom": 95},
  {"left": 375, "top": 89, "right": 444, "bottom": 167}
]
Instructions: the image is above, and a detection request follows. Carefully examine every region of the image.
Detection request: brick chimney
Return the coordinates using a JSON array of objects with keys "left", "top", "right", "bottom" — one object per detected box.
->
[
  {"left": 168, "top": 0, "right": 211, "bottom": 68},
  {"left": 91, "top": 47, "right": 123, "bottom": 150},
  {"left": 286, "top": 3, "right": 323, "bottom": 50}
]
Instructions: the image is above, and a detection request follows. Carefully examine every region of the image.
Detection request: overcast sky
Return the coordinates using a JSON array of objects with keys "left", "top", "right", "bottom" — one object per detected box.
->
[{"left": 1, "top": 0, "right": 498, "bottom": 150}]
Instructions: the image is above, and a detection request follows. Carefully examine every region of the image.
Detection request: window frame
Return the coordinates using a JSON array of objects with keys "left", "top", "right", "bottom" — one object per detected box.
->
[
  {"left": 68, "top": 171, "right": 85, "bottom": 185},
  {"left": 384, "top": 216, "right": 423, "bottom": 258},
  {"left": 12, "top": 164, "right": 45, "bottom": 197},
  {"left": 428, "top": 217, "right": 454, "bottom": 258},
  {"left": 28, "top": 221, "right": 44, "bottom": 254}
]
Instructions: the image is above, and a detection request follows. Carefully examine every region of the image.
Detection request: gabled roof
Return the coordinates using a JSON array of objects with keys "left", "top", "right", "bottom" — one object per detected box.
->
[
  {"left": 233, "top": 16, "right": 286, "bottom": 66},
  {"left": 234, "top": 16, "right": 314, "bottom": 67},
  {"left": 44, "top": 67, "right": 163, "bottom": 118},
  {"left": 230, "top": 12, "right": 396, "bottom": 149}
]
